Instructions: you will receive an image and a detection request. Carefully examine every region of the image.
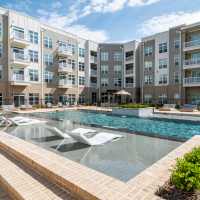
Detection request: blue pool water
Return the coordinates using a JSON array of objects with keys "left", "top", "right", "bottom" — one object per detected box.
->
[{"left": 33, "top": 110, "right": 200, "bottom": 140}]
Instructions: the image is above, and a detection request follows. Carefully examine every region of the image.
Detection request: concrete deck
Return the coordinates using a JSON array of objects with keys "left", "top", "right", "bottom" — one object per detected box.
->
[{"left": 0, "top": 131, "right": 199, "bottom": 200}]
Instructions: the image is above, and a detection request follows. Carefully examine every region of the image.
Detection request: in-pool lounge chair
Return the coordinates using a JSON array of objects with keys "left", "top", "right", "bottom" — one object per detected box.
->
[
  {"left": 47, "top": 127, "right": 123, "bottom": 146},
  {"left": 9, "top": 116, "right": 46, "bottom": 126}
]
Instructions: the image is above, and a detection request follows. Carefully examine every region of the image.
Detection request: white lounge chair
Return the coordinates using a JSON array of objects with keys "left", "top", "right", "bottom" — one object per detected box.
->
[
  {"left": 9, "top": 116, "right": 46, "bottom": 126},
  {"left": 48, "top": 126, "right": 123, "bottom": 146}
]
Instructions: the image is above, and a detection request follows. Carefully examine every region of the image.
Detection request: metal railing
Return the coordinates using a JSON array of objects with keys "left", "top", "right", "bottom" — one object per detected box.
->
[
  {"left": 91, "top": 69, "right": 97, "bottom": 76},
  {"left": 184, "top": 58, "right": 200, "bottom": 66},
  {"left": 125, "top": 56, "right": 134, "bottom": 61},
  {"left": 12, "top": 52, "right": 29, "bottom": 62},
  {"left": 125, "top": 69, "right": 134, "bottom": 75},
  {"left": 125, "top": 83, "right": 134, "bottom": 88},
  {"left": 57, "top": 47, "right": 73, "bottom": 56},
  {"left": 185, "top": 39, "right": 200, "bottom": 48},
  {"left": 58, "top": 63, "right": 73, "bottom": 71},
  {"left": 12, "top": 74, "right": 25, "bottom": 81},
  {"left": 184, "top": 77, "right": 200, "bottom": 85},
  {"left": 90, "top": 56, "right": 97, "bottom": 64},
  {"left": 58, "top": 79, "right": 73, "bottom": 86},
  {"left": 12, "top": 31, "right": 27, "bottom": 41}
]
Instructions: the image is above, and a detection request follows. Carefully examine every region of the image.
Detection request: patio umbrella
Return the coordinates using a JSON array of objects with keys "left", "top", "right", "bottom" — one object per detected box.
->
[{"left": 114, "top": 90, "right": 131, "bottom": 96}]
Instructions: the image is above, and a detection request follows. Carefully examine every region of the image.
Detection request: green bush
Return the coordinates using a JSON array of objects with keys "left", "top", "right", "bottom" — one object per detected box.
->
[
  {"left": 171, "top": 147, "right": 200, "bottom": 192},
  {"left": 197, "top": 103, "right": 200, "bottom": 111},
  {"left": 175, "top": 104, "right": 180, "bottom": 110}
]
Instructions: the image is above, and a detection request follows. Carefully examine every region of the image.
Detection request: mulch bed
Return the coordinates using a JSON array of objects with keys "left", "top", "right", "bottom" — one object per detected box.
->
[{"left": 156, "top": 181, "right": 200, "bottom": 200}]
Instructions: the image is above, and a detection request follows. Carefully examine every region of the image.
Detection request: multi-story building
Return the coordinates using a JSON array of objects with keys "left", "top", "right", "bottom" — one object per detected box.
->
[{"left": 0, "top": 7, "right": 200, "bottom": 107}]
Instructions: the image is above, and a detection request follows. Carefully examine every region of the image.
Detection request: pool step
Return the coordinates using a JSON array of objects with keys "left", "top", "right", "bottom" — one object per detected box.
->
[{"left": 0, "top": 152, "right": 77, "bottom": 200}]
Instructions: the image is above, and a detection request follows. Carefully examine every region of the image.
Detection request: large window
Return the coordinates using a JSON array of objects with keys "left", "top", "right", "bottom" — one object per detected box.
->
[
  {"left": 101, "top": 65, "right": 108, "bottom": 77},
  {"left": 79, "top": 62, "right": 85, "bottom": 71},
  {"left": 159, "top": 74, "right": 168, "bottom": 84},
  {"left": 68, "top": 75, "right": 76, "bottom": 85},
  {"left": 29, "top": 30, "right": 38, "bottom": 44},
  {"left": 79, "top": 48, "right": 85, "bottom": 57},
  {"left": 159, "top": 43, "right": 167, "bottom": 53},
  {"left": 44, "top": 54, "right": 53, "bottom": 65},
  {"left": 44, "top": 36, "right": 52, "bottom": 48},
  {"left": 114, "top": 78, "right": 122, "bottom": 87},
  {"left": 114, "top": 65, "right": 122, "bottom": 77},
  {"left": 144, "top": 61, "right": 152, "bottom": 70},
  {"left": 79, "top": 95, "right": 85, "bottom": 104},
  {"left": 68, "top": 94, "right": 76, "bottom": 105},
  {"left": 174, "top": 72, "right": 180, "bottom": 84},
  {"left": 159, "top": 59, "right": 168, "bottom": 69},
  {"left": 45, "top": 94, "right": 53, "bottom": 104},
  {"left": 101, "top": 52, "right": 109, "bottom": 61},
  {"left": 113, "top": 51, "right": 122, "bottom": 61},
  {"left": 101, "top": 78, "right": 108, "bottom": 87},
  {"left": 68, "top": 59, "right": 76, "bottom": 69},
  {"left": 144, "top": 75, "right": 153, "bottom": 85},
  {"left": 144, "top": 94, "right": 152, "bottom": 104},
  {"left": 29, "top": 69, "right": 39, "bottom": 81},
  {"left": 29, "top": 93, "right": 39, "bottom": 105},
  {"left": 44, "top": 71, "right": 53, "bottom": 83},
  {"left": 144, "top": 46, "right": 153, "bottom": 56},
  {"left": 174, "top": 55, "right": 180, "bottom": 67},
  {"left": 29, "top": 50, "right": 38, "bottom": 63},
  {"left": 79, "top": 76, "right": 85, "bottom": 86}
]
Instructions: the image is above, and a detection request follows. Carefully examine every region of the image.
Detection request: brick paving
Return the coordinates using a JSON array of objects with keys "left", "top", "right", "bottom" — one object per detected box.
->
[{"left": 0, "top": 131, "right": 199, "bottom": 200}]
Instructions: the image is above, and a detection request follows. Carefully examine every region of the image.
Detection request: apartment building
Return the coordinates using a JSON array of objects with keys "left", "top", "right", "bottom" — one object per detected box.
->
[
  {"left": 0, "top": 6, "right": 200, "bottom": 106},
  {"left": 140, "top": 26, "right": 183, "bottom": 104}
]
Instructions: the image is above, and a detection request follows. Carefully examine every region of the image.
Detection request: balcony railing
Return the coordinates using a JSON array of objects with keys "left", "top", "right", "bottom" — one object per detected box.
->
[
  {"left": 185, "top": 39, "right": 200, "bottom": 48},
  {"left": 184, "top": 77, "right": 200, "bottom": 85},
  {"left": 90, "top": 56, "right": 97, "bottom": 64},
  {"left": 125, "top": 56, "right": 134, "bottom": 61},
  {"left": 91, "top": 69, "right": 97, "bottom": 76},
  {"left": 12, "top": 53, "right": 29, "bottom": 62},
  {"left": 126, "top": 83, "right": 134, "bottom": 88},
  {"left": 184, "top": 58, "right": 200, "bottom": 66},
  {"left": 57, "top": 47, "right": 73, "bottom": 56},
  {"left": 12, "top": 31, "right": 26, "bottom": 40},
  {"left": 58, "top": 63, "right": 73, "bottom": 72},
  {"left": 12, "top": 74, "right": 25, "bottom": 81},
  {"left": 126, "top": 69, "right": 134, "bottom": 75},
  {"left": 58, "top": 79, "right": 73, "bottom": 86}
]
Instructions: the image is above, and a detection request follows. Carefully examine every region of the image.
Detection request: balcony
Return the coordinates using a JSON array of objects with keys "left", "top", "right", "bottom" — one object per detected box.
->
[
  {"left": 10, "top": 32, "right": 29, "bottom": 48},
  {"left": 184, "top": 77, "right": 200, "bottom": 87},
  {"left": 11, "top": 53, "right": 30, "bottom": 67},
  {"left": 184, "top": 39, "right": 200, "bottom": 51},
  {"left": 125, "top": 69, "right": 134, "bottom": 75},
  {"left": 90, "top": 82, "right": 97, "bottom": 88},
  {"left": 91, "top": 69, "right": 97, "bottom": 77},
  {"left": 57, "top": 47, "right": 73, "bottom": 57},
  {"left": 58, "top": 79, "right": 73, "bottom": 88},
  {"left": 10, "top": 74, "right": 30, "bottom": 86},
  {"left": 125, "top": 83, "right": 134, "bottom": 88},
  {"left": 90, "top": 56, "right": 97, "bottom": 64},
  {"left": 184, "top": 58, "right": 200, "bottom": 69},
  {"left": 125, "top": 56, "right": 134, "bottom": 62},
  {"left": 58, "top": 63, "right": 74, "bottom": 73}
]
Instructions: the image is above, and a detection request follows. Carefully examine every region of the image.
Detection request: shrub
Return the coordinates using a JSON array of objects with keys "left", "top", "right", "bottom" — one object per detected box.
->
[
  {"left": 119, "top": 103, "right": 151, "bottom": 109},
  {"left": 175, "top": 104, "right": 180, "bottom": 110},
  {"left": 171, "top": 147, "right": 200, "bottom": 192}
]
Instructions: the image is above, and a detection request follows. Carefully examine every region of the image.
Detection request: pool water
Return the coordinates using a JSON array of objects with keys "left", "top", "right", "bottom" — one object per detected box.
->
[{"left": 32, "top": 110, "right": 200, "bottom": 140}]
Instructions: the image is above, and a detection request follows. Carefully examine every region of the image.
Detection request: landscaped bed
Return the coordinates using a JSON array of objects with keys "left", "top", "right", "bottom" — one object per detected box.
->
[{"left": 157, "top": 147, "right": 200, "bottom": 200}]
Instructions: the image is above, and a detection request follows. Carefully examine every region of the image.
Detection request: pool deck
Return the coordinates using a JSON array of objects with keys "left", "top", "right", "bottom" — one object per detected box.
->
[{"left": 0, "top": 131, "right": 199, "bottom": 200}]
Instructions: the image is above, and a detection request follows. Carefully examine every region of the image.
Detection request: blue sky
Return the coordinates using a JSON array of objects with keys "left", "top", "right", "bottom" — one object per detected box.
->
[{"left": 1, "top": 0, "right": 200, "bottom": 42}]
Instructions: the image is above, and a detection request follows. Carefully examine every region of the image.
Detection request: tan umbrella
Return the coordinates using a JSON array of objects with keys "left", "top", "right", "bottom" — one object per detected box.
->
[{"left": 114, "top": 89, "right": 131, "bottom": 96}]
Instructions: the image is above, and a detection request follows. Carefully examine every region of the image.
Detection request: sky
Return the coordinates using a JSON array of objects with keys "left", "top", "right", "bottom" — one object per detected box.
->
[{"left": 1, "top": 0, "right": 200, "bottom": 42}]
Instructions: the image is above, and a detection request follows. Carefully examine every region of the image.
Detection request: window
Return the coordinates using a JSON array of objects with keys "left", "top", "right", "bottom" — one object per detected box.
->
[
  {"left": 44, "top": 71, "right": 53, "bottom": 83},
  {"left": 29, "top": 93, "right": 39, "bottom": 105},
  {"left": 68, "top": 75, "right": 76, "bottom": 85},
  {"left": 144, "top": 46, "right": 153, "bottom": 56},
  {"left": 29, "top": 50, "right": 38, "bottom": 63},
  {"left": 158, "top": 94, "right": 167, "bottom": 104},
  {"left": 125, "top": 51, "right": 133, "bottom": 60},
  {"left": 101, "top": 93, "right": 108, "bottom": 103},
  {"left": 126, "top": 77, "right": 134, "bottom": 87},
  {"left": 159, "top": 59, "right": 168, "bottom": 69},
  {"left": 44, "top": 36, "right": 52, "bottom": 48},
  {"left": 68, "top": 94, "right": 76, "bottom": 105},
  {"left": 144, "top": 61, "right": 152, "bottom": 70},
  {"left": 144, "top": 75, "right": 153, "bottom": 85},
  {"left": 79, "top": 48, "right": 85, "bottom": 57},
  {"left": 113, "top": 51, "right": 122, "bottom": 61},
  {"left": 101, "top": 78, "right": 108, "bottom": 87},
  {"left": 79, "top": 62, "right": 85, "bottom": 71},
  {"left": 101, "top": 65, "right": 108, "bottom": 77},
  {"left": 71, "top": 44, "right": 76, "bottom": 54},
  {"left": 45, "top": 94, "right": 53, "bottom": 104},
  {"left": 29, "top": 31, "right": 38, "bottom": 44},
  {"left": 0, "top": 43, "right": 2, "bottom": 57},
  {"left": 0, "top": 93, "right": 2, "bottom": 106},
  {"left": 174, "top": 55, "right": 180, "bottom": 66},
  {"left": 114, "top": 78, "right": 122, "bottom": 87},
  {"left": 159, "top": 74, "right": 168, "bottom": 84},
  {"left": 114, "top": 65, "right": 122, "bottom": 77},
  {"left": 144, "top": 94, "right": 152, "bottom": 104},
  {"left": 174, "top": 72, "right": 180, "bottom": 84},
  {"left": 79, "top": 76, "right": 85, "bottom": 86},
  {"left": 29, "top": 69, "right": 39, "bottom": 81},
  {"left": 159, "top": 43, "right": 167, "bottom": 53},
  {"left": 174, "top": 39, "right": 180, "bottom": 49},
  {"left": 68, "top": 59, "right": 75, "bottom": 69},
  {"left": 44, "top": 54, "right": 53, "bottom": 65},
  {"left": 79, "top": 95, "right": 85, "bottom": 104},
  {"left": 0, "top": 23, "right": 2, "bottom": 38},
  {"left": 0, "top": 65, "right": 2, "bottom": 79},
  {"left": 101, "top": 52, "right": 109, "bottom": 61}
]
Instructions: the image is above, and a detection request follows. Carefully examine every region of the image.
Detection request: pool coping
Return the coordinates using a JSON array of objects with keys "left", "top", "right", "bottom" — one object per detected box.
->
[{"left": 0, "top": 131, "right": 199, "bottom": 200}]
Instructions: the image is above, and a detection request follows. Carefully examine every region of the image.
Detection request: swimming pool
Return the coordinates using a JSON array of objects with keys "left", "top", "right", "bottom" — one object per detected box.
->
[{"left": 32, "top": 110, "right": 200, "bottom": 140}]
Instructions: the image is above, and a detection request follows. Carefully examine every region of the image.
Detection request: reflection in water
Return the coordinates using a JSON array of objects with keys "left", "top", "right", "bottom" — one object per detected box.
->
[{"left": 6, "top": 119, "right": 181, "bottom": 182}]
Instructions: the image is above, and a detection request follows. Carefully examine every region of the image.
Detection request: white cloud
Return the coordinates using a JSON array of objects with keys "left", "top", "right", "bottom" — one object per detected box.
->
[
  {"left": 128, "top": 0, "right": 160, "bottom": 7},
  {"left": 51, "top": 1, "right": 62, "bottom": 9},
  {"left": 139, "top": 10, "right": 200, "bottom": 36}
]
